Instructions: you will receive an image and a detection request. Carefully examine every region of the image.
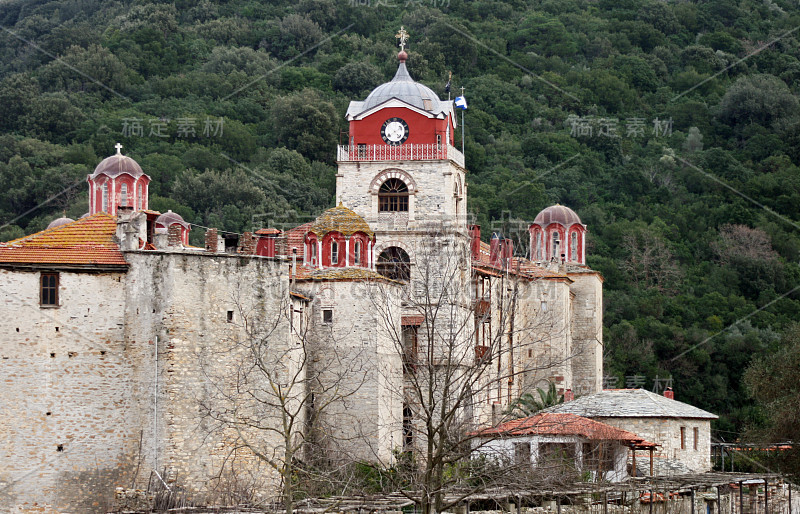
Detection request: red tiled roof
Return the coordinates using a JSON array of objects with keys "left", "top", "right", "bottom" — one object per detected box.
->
[
  {"left": 474, "top": 413, "right": 658, "bottom": 448},
  {"left": 0, "top": 213, "right": 127, "bottom": 268},
  {"left": 286, "top": 222, "right": 312, "bottom": 260},
  {"left": 473, "top": 241, "right": 568, "bottom": 280}
]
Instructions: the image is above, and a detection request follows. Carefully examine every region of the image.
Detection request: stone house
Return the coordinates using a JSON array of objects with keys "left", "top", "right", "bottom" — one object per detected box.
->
[
  {"left": 540, "top": 388, "right": 718, "bottom": 473},
  {"left": 472, "top": 412, "right": 657, "bottom": 482}
]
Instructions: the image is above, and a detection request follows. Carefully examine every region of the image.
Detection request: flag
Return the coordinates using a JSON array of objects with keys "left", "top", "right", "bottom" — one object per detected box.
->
[{"left": 455, "top": 96, "right": 468, "bottom": 110}]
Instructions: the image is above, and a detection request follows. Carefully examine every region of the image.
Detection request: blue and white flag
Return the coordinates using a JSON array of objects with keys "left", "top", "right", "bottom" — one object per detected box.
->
[{"left": 454, "top": 96, "right": 468, "bottom": 110}]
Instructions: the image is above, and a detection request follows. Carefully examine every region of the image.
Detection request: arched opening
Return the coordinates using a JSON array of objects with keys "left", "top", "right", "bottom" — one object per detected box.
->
[
  {"left": 120, "top": 183, "right": 128, "bottom": 207},
  {"left": 137, "top": 183, "right": 143, "bottom": 210},
  {"left": 331, "top": 240, "right": 339, "bottom": 265},
  {"left": 570, "top": 231, "right": 578, "bottom": 262},
  {"left": 102, "top": 183, "right": 109, "bottom": 212},
  {"left": 377, "top": 246, "right": 410, "bottom": 281},
  {"left": 378, "top": 178, "right": 409, "bottom": 212},
  {"left": 354, "top": 240, "right": 362, "bottom": 266},
  {"left": 551, "top": 231, "right": 560, "bottom": 261}
]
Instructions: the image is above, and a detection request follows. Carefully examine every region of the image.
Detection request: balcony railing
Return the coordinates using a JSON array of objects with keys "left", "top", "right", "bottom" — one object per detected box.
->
[{"left": 337, "top": 144, "right": 465, "bottom": 168}]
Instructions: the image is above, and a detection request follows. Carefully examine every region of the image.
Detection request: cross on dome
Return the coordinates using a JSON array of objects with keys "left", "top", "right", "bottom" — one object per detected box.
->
[
  {"left": 115, "top": 142, "right": 123, "bottom": 155},
  {"left": 396, "top": 26, "right": 409, "bottom": 51}
]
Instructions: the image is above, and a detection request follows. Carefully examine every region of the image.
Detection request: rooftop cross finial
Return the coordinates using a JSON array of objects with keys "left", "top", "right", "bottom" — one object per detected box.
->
[
  {"left": 396, "top": 26, "right": 409, "bottom": 52},
  {"left": 115, "top": 142, "right": 123, "bottom": 155}
]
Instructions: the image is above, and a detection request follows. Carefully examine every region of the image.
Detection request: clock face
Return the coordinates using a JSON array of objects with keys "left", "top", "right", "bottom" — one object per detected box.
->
[{"left": 381, "top": 117, "right": 409, "bottom": 146}]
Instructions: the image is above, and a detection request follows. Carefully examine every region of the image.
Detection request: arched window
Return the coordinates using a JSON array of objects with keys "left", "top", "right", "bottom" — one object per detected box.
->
[
  {"left": 552, "top": 231, "right": 560, "bottom": 261},
  {"left": 377, "top": 246, "right": 410, "bottom": 281},
  {"left": 120, "top": 183, "right": 128, "bottom": 207},
  {"left": 570, "top": 232, "right": 578, "bottom": 262},
  {"left": 138, "top": 183, "right": 143, "bottom": 210},
  {"left": 354, "top": 240, "right": 361, "bottom": 265},
  {"left": 536, "top": 231, "right": 543, "bottom": 261},
  {"left": 331, "top": 241, "right": 338, "bottom": 265},
  {"left": 102, "top": 183, "right": 109, "bottom": 212},
  {"left": 311, "top": 241, "right": 318, "bottom": 265},
  {"left": 379, "top": 178, "right": 409, "bottom": 212}
]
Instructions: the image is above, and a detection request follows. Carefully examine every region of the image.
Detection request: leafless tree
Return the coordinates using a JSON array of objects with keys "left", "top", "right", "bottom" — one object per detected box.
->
[
  {"left": 364, "top": 222, "right": 576, "bottom": 514},
  {"left": 195, "top": 290, "right": 368, "bottom": 514}
]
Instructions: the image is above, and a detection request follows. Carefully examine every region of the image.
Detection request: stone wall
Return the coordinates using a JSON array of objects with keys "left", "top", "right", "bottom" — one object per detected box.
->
[
  {"left": 0, "top": 268, "right": 138, "bottom": 513},
  {"left": 123, "top": 250, "right": 292, "bottom": 502},
  {"left": 567, "top": 270, "right": 603, "bottom": 395},
  {"left": 595, "top": 417, "right": 712, "bottom": 472},
  {"left": 300, "top": 279, "right": 403, "bottom": 466}
]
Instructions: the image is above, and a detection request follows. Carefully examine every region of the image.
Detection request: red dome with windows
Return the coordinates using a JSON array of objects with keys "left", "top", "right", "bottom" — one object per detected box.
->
[
  {"left": 304, "top": 204, "right": 375, "bottom": 270},
  {"left": 529, "top": 204, "right": 587, "bottom": 265},
  {"left": 87, "top": 143, "right": 151, "bottom": 216},
  {"left": 155, "top": 210, "right": 191, "bottom": 245}
]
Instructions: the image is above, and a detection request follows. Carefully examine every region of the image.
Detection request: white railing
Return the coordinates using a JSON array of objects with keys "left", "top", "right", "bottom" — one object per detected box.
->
[{"left": 337, "top": 144, "right": 465, "bottom": 168}]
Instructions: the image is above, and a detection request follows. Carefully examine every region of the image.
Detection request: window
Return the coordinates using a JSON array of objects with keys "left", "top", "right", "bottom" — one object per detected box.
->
[
  {"left": 436, "top": 134, "right": 442, "bottom": 148},
  {"left": 322, "top": 309, "right": 333, "bottom": 324},
  {"left": 570, "top": 232, "right": 578, "bottom": 261},
  {"left": 138, "top": 183, "right": 143, "bottom": 210},
  {"left": 377, "top": 246, "right": 410, "bottom": 281},
  {"left": 227, "top": 310, "right": 233, "bottom": 323},
  {"left": 402, "top": 325, "right": 418, "bottom": 372},
  {"left": 693, "top": 427, "right": 699, "bottom": 451},
  {"left": 539, "top": 443, "right": 577, "bottom": 470},
  {"left": 102, "top": 183, "right": 109, "bottom": 212},
  {"left": 354, "top": 240, "right": 361, "bottom": 265},
  {"left": 514, "top": 442, "right": 532, "bottom": 467},
  {"left": 378, "top": 178, "right": 409, "bottom": 212},
  {"left": 357, "top": 143, "right": 366, "bottom": 158},
  {"left": 680, "top": 426, "right": 686, "bottom": 450},
  {"left": 120, "top": 183, "right": 128, "bottom": 207},
  {"left": 331, "top": 241, "right": 338, "bottom": 265},
  {"left": 552, "top": 231, "right": 560, "bottom": 261},
  {"left": 403, "top": 405, "right": 414, "bottom": 450},
  {"left": 536, "top": 232, "right": 542, "bottom": 260},
  {"left": 40, "top": 273, "right": 59, "bottom": 306},
  {"left": 311, "top": 242, "right": 317, "bottom": 265}
]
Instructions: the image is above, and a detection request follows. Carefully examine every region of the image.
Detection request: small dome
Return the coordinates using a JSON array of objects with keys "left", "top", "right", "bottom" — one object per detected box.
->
[
  {"left": 309, "top": 204, "right": 373, "bottom": 238},
  {"left": 47, "top": 217, "right": 75, "bottom": 229},
  {"left": 533, "top": 205, "right": 582, "bottom": 227},
  {"left": 92, "top": 145, "right": 144, "bottom": 178},
  {"left": 362, "top": 62, "right": 442, "bottom": 112},
  {"left": 155, "top": 210, "right": 189, "bottom": 229}
]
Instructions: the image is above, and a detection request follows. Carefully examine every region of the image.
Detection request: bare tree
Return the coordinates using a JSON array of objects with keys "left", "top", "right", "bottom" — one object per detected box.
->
[
  {"left": 196, "top": 291, "right": 368, "bottom": 514},
  {"left": 365, "top": 223, "right": 575, "bottom": 514}
]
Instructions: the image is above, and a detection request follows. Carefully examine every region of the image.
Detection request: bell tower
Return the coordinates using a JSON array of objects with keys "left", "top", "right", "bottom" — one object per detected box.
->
[{"left": 336, "top": 29, "right": 467, "bottom": 280}]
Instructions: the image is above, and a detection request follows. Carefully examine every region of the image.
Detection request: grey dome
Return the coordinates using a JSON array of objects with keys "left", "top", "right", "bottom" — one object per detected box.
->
[
  {"left": 533, "top": 205, "right": 582, "bottom": 227},
  {"left": 47, "top": 217, "right": 75, "bottom": 229},
  {"left": 155, "top": 210, "right": 189, "bottom": 229},
  {"left": 362, "top": 63, "right": 441, "bottom": 112}
]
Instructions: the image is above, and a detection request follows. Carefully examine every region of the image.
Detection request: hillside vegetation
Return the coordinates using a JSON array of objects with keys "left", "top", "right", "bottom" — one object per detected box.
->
[{"left": 1, "top": 0, "right": 800, "bottom": 445}]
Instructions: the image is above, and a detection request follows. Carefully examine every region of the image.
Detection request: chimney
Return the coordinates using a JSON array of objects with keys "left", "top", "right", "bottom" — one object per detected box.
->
[
  {"left": 167, "top": 225, "right": 182, "bottom": 247},
  {"left": 205, "top": 228, "right": 218, "bottom": 253},
  {"left": 469, "top": 225, "right": 481, "bottom": 261},
  {"left": 564, "top": 388, "right": 574, "bottom": 402},
  {"left": 255, "top": 229, "right": 281, "bottom": 257},
  {"left": 502, "top": 238, "right": 514, "bottom": 268},
  {"left": 238, "top": 232, "right": 256, "bottom": 255},
  {"left": 664, "top": 387, "right": 674, "bottom": 400},
  {"left": 489, "top": 233, "right": 502, "bottom": 266}
]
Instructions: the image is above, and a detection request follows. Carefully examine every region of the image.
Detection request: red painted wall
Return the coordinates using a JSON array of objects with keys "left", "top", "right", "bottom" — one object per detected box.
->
[{"left": 349, "top": 107, "right": 454, "bottom": 146}]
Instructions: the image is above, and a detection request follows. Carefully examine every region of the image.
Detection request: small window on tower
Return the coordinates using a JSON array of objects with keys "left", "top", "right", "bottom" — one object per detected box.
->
[
  {"left": 120, "top": 183, "right": 128, "bottom": 207},
  {"left": 354, "top": 240, "right": 361, "bottom": 265},
  {"left": 357, "top": 143, "right": 366, "bottom": 158},
  {"left": 102, "top": 183, "right": 109, "bottom": 212},
  {"left": 322, "top": 309, "right": 333, "bottom": 324},
  {"left": 570, "top": 232, "right": 578, "bottom": 262},
  {"left": 311, "top": 242, "right": 317, "bottom": 265},
  {"left": 331, "top": 241, "right": 338, "bottom": 265},
  {"left": 138, "top": 183, "right": 143, "bottom": 210},
  {"left": 378, "top": 178, "right": 409, "bottom": 212},
  {"left": 40, "top": 272, "right": 59, "bottom": 307},
  {"left": 436, "top": 134, "right": 442, "bottom": 148}
]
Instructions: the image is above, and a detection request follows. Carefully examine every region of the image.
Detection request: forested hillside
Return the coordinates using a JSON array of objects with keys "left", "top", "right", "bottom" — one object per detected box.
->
[{"left": 2, "top": 0, "right": 799, "bottom": 445}]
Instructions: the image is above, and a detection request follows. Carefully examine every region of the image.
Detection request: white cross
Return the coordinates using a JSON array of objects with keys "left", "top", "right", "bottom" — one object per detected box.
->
[{"left": 115, "top": 142, "right": 123, "bottom": 154}]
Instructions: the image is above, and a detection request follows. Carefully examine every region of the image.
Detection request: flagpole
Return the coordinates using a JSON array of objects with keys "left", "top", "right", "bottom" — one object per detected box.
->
[{"left": 460, "top": 86, "right": 465, "bottom": 157}]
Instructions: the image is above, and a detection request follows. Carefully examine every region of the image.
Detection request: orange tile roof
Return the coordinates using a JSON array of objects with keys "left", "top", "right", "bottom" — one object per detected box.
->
[
  {"left": 474, "top": 413, "right": 658, "bottom": 448},
  {"left": 293, "top": 264, "right": 398, "bottom": 283},
  {"left": 0, "top": 213, "right": 127, "bottom": 268},
  {"left": 286, "top": 222, "right": 313, "bottom": 259}
]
